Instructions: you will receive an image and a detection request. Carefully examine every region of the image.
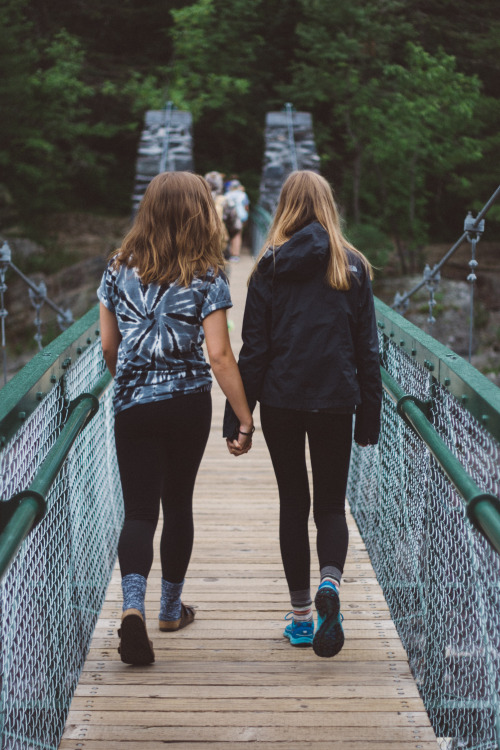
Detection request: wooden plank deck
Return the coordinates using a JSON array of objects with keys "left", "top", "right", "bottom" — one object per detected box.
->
[{"left": 60, "top": 253, "right": 437, "bottom": 749}]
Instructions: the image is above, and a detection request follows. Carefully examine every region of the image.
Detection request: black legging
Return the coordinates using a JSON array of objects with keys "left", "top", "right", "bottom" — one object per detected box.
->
[
  {"left": 260, "top": 405, "right": 352, "bottom": 592},
  {"left": 114, "top": 392, "right": 212, "bottom": 583}
]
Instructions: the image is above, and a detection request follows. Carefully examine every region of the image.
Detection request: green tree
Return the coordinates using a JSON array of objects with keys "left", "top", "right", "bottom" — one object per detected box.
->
[
  {"left": 0, "top": 0, "right": 36, "bottom": 209},
  {"left": 358, "top": 44, "right": 482, "bottom": 271},
  {"left": 284, "top": 2, "right": 483, "bottom": 269},
  {"left": 168, "top": 0, "right": 305, "bottom": 185}
]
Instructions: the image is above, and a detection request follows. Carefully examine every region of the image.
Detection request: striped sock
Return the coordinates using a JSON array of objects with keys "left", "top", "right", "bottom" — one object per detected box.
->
[
  {"left": 121, "top": 573, "right": 147, "bottom": 618},
  {"left": 290, "top": 588, "right": 313, "bottom": 623},
  {"left": 319, "top": 565, "right": 341, "bottom": 593},
  {"left": 159, "top": 578, "right": 184, "bottom": 621}
]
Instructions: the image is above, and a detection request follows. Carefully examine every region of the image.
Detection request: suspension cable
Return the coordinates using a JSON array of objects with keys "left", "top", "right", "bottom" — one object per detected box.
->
[{"left": 285, "top": 102, "right": 298, "bottom": 172}]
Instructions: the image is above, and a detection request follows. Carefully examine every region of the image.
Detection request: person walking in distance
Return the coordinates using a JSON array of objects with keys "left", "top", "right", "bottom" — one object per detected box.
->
[
  {"left": 224, "top": 171, "right": 382, "bottom": 657},
  {"left": 204, "top": 171, "right": 242, "bottom": 261},
  {"left": 98, "top": 171, "right": 253, "bottom": 666},
  {"left": 225, "top": 179, "right": 250, "bottom": 262}
]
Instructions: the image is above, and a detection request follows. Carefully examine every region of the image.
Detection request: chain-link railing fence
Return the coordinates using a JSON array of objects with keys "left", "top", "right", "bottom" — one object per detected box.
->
[
  {"left": 0, "top": 307, "right": 123, "bottom": 750},
  {"left": 348, "top": 298, "right": 500, "bottom": 750}
]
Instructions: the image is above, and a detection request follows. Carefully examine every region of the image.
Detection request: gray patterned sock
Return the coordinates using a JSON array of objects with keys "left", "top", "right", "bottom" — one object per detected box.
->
[
  {"left": 319, "top": 565, "right": 342, "bottom": 588},
  {"left": 290, "top": 588, "right": 313, "bottom": 622},
  {"left": 121, "top": 573, "right": 147, "bottom": 618},
  {"left": 159, "top": 578, "right": 184, "bottom": 621}
]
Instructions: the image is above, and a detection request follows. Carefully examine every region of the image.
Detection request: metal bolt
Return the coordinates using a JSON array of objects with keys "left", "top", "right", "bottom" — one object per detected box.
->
[
  {"left": 377, "top": 321, "right": 385, "bottom": 329},
  {"left": 399, "top": 340, "right": 405, "bottom": 346},
  {"left": 481, "top": 414, "right": 489, "bottom": 423},
  {"left": 62, "top": 357, "right": 71, "bottom": 369},
  {"left": 444, "top": 378, "right": 451, "bottom": 386},
  {"left": 50, "top": 374, "right": 57, "bottom": 383},
  {"left": 411, "top": 349, "right": 417, "bottom": 356},
  {"left": 461, "top": 395, "right": 468, "bottom": 404},
  {"left": 36, "top": 392, "right": 44, "bottom": 400},
  {"left": 95, "top": 329, "right": 100, "bottom": 336},
  {"left": 18, "top": 411, "right": 26, "bottom": 420},
  {"left": 76, "top": 347, "right": 82, "bottom": 355}
]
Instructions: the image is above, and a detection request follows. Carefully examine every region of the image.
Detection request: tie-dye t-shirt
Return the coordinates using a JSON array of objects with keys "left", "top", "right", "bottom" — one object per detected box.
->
[{"left": 97, "top": 262, "right": 232, "bottom": 415}]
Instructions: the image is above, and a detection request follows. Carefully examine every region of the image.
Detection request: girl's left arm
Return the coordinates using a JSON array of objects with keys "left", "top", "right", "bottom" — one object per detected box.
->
[
  {"left": 99, "top": 302, "right": 121, "bottom": 377},
  {"left": 354, "top": 273, "right": 383, "bottom": 446},
  {"left": 203, "top": 309, "right": 254, "bottom": 454}
]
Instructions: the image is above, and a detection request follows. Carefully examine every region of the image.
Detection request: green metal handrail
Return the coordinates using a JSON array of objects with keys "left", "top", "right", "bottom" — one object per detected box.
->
[
  {"left": 376, "top": 297, "right": 500, "bottom": 555},
  {"left": 381, "top": 366, "right": 500, "bottom": 555},
  {"left": 0, "top": 370, "right": 111, "bottom": 580},
  {"left": 375, "top": 297, "right": 500, "bottom": 443},
  {"left": 0, "top": 304, "right": 102, "bottom": 446}
]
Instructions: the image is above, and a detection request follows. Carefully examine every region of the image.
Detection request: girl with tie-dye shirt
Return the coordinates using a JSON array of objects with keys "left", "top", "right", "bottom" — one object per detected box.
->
[{"left": 98, "top": 171, "right": 253, "bottom": 666}]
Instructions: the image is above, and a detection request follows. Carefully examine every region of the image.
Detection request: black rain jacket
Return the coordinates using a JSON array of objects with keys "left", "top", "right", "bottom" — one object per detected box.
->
[{"left": 223, "top": 221, "right": 382, "bottom": 445}]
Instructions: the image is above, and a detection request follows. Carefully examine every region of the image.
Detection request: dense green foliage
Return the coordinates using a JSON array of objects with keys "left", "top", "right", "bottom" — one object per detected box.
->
[{"left": 1, "top": 0, "right": 498, "bottom": 252}]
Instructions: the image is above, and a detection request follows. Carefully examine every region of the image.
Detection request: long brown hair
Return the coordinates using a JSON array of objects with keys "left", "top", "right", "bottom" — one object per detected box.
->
[
  {"left": 112, "top": 171, "right": 225, "bottom": 287},
  {"left": 255, "top": 171, "right": 372, "bottom": 289}
]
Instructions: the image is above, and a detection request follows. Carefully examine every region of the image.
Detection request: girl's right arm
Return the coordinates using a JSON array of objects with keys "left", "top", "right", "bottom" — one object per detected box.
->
[
  {"left": 203, "top": 308, "right": 253, "bottom": 454},
  {"left": 99, "top": 302, "right": 121, "bottom": 377}
]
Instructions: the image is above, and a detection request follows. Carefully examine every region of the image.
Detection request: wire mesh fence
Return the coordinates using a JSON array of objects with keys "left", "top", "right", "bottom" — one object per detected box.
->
[
  {"left": 0, "top": 337, "right": 123, "bottom": 750},
  {"left": 348, "top": 307, "right": 500, "bottom": 750}
]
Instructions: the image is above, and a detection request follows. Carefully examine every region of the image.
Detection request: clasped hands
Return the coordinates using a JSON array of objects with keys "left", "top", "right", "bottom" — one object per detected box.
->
[{"left": 226, "top": 424, "right": 254, "bottom": 456}]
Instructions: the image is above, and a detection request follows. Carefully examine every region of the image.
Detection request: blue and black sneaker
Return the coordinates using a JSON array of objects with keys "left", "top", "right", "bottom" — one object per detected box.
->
[
  {"left": 283, "top": 613, "right": 314, "bottom": 647},
  {"left": 313, "top": 585, "right": 344, "bottom": 658}
]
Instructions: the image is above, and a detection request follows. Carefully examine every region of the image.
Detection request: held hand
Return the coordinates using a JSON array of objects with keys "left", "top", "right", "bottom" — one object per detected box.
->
[
  {"left": 226, "top": 424, "right": 254, "bottom": 456},
  {"left": 226, "top": 437, "right": 252, "bottom": 456}
]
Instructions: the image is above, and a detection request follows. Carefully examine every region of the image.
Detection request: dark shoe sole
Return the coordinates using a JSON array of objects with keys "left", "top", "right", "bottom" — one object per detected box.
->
[
  {"left": 313, "top": 587, "right": 344, "bottom": 658},
  {"left": 159, "top": 603, "right": 196, "bottom": 632},
  {"left": 118, "top": 613, "right": 155, "bottom": 665}
]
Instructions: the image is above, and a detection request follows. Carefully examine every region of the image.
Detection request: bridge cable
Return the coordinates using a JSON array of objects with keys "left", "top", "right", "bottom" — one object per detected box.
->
[{"left": 285, "top": 102, "right": 299, "bottom": 173}]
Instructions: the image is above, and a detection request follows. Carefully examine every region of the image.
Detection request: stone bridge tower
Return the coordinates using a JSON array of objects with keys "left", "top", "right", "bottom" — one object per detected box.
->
[
  {"left": 131, "top": 107, "right": 194, "bottom": 216},
  {"left": 258, "top": 110, "right": 320, "bottom": 214}
]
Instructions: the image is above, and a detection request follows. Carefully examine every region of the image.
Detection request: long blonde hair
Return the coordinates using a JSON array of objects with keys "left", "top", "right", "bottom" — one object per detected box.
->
[
  {"left": 112, "top": 171, "right": 225, "bottom": 287},
  {"left": 255, "top": 171, "right": 372, "bottom": 289}
]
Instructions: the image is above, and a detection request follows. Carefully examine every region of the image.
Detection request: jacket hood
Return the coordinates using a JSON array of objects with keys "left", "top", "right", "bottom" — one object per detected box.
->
[{"left": 259, "top": 222, "right": 330, "bottom": 280}]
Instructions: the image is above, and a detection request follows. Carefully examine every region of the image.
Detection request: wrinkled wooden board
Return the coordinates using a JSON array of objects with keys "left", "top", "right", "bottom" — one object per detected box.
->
[{"left": 60, "top": 254, "right": 437, "bottom": 749}]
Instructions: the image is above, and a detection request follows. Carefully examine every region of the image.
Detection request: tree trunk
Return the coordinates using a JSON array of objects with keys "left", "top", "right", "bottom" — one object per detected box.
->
[
  {"left": 344, "top": 111, "right": 362, "bottom": 224},
  {"left": 394, "top": 234, "right": 408, "bottom": 275},
  {"left": 408, "top": 152, "right": 418, "bottom": 272},
  {"left": 353, "top": 148, "right": 362, "bottom": 224}
]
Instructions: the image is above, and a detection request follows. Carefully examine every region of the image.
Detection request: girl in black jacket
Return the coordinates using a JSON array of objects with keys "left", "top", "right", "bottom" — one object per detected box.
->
[{"left": 224, "top": 170, "right": 382, "bottom": 657}]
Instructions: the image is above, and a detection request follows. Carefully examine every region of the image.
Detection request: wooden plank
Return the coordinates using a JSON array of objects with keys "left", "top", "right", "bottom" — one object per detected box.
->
[
  {"left": 66, "top": 710, "right": 433, "bottom": 727},
  {"left": 69, "top": 696, "right": 428, "bottom": 712},
  {"left": 84, "top": 649, "right": 408, "bottom": 662},
  {"left": 92, "top": 621, "right": 398, "bottom": 633},
  {"left": 62, "top": 725, "right": 437, "bottom": 742},
  {"left": 76, "top": 671, "right": 424, "bottom": 687},
  {"left": 59, "top": 742, "right": 439, "bottom": 749},
  {"left": 59, "top": 253, "right": 437, "bottom": 749},
  {"left": 78, "top": 659, "right": 415, "bottom": 676},
  {"left": 73, "top": 684, "right": 422, "bottom": 699}
]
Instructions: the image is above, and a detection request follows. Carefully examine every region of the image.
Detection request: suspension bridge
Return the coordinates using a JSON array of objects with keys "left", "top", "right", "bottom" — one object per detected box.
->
[{"left": 0, "top": 106, "right": 499, "bottom": 750}]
